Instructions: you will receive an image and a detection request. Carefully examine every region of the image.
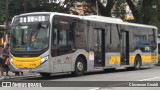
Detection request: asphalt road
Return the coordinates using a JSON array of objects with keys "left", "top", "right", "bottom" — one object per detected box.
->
[{"left": 1, "top": 64, "right": 160, "bottom": 90}]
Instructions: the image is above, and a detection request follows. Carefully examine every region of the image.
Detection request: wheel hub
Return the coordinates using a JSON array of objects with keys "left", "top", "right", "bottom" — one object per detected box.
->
[{"left": 77, "top": 62, "right": 83, "bottom": 71}]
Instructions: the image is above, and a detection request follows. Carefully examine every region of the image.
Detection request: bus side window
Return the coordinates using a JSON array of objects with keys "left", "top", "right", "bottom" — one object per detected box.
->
[
  {"left": 52, "top": 20, "right": 73, "bottom": 56},
  {"left": 52, "top": 28, "right": 58, "bottom": 46},
  {"left": 59, "top": 29, "right": 67, "bottom": 45}
]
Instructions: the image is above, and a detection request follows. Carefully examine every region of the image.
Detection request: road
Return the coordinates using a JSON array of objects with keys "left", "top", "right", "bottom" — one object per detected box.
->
[{"left": 1, "top": 64, "right": 160, "bottom": 90}]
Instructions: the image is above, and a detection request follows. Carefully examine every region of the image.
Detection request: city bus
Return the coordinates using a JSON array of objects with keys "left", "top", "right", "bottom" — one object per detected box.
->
[
  {"left": 158, "top": 34, "right": 160, "bottom": 63},
  {"left": 9, "top": 12, "right": 158, "bottom": 77},
  {"left": 158, "top": 43, "right": 160, "bottom": 63}
]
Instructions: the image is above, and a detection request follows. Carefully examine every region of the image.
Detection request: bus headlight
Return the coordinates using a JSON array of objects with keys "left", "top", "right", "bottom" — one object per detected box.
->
[
  {"left": 10, "top": 58, "right": 13, "bottom": 62},
  {"left": 41, "top": 56, "right": 48, "bottom": 63}
]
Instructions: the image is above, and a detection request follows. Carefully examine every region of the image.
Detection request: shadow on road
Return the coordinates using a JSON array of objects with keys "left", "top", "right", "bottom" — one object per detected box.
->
[
  {"left": 20, "top": 67, "right": 153, "bottom": 80},
  {"left": 155, "top": 63, "right": 160, "bottom": 66}
]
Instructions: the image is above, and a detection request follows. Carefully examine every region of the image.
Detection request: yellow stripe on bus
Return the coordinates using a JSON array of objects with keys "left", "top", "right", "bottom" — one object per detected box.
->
[
  {"left": 142, "top": 56, "right": 157, "bottom": 63},
  {"left": 108, "top": 55, "right": 157, "bottom": 65},
  {"left": 109, "top": 56, "right": 120, "bottom": 65},
  {"left": 12, "top": 57, "right": 41, "bottom": 69},
  {"left": 129, "top": 56, "right": 135, "bottom": 64}
]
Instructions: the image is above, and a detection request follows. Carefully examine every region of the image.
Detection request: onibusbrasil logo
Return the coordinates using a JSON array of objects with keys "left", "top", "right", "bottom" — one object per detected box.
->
[{"left": 1, "top": 82, "right": 42, "bottom": 87}]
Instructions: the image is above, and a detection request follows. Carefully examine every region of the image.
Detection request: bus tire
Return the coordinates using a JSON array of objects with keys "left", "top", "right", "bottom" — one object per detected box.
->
[
  {"left": 72, "top": 57, "right": 85, "bottom": 77},
  {"left": 104, "top": 68, "right": 115, "bottom": 72},
  {"left": 40, "top": 73, "right": 51, "bottom": 78},
  {"left": 126, "top": 67, "right": 134, "bottom": 70},
  {"left": 134, "top": 55, "right": 141, "bottom": 70}
]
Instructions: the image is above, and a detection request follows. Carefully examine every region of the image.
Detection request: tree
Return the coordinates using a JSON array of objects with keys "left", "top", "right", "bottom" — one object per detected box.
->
[
  {"left": 126, "top": 0, "right": 140, "bottom": 22},
  {"left": 0, "top": 0, "right": 159, "bottom": 33},
  {"left": 112, "top": 0, "right": 127, "bottom": 19},
  {"left": 0, "top": 0, "right": 8, "bottom": 38},
  {"left": 87, "top": 0, "right": 115, "bottom": 17},
  {"left": 126, "top": 0, "right": 160, "bottom": 31}
]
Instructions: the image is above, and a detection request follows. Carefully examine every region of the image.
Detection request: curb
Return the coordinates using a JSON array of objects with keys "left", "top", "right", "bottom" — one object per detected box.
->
[
  {"left": 0, "top": 73, "right": 40, "bottom": 80},
  {"left": 155, "top": 63, "right": 160, "bottom": 66}
]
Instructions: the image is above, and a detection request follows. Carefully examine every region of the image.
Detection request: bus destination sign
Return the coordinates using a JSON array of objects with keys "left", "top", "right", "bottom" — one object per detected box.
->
[{"left": 14, "top": 15, "right": 49, "bottom": 23}]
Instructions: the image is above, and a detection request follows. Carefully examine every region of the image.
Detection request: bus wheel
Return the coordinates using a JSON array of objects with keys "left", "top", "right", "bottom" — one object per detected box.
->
[
  {"left": 40, "top": 73, "right": 51, "bottom": 78},
  {"left": 73, "top": 57, "right": 85, "bottom": 76},
  {"left": 104, "top": 68, "right": 115, "bottom": 72},
  {"left": 134, "top": 55, "right": 141, "bottom": 70}
]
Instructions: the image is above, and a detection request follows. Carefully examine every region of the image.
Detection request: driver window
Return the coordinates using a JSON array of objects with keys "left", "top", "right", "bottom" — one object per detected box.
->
[
  {"left": 59, "top": 29, "right": 67, "bottom": 45},
  {"left": 52, "top": 24, "right": 68, "bottom": 46},
  {"left": 51, "top": 17, "right": 76, "bottom": 56},
  {"left": 52, "top": 21, "right": 70, "bottom": 47}
]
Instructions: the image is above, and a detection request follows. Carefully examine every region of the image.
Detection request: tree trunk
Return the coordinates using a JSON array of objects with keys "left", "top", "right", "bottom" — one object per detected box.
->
[
  {"left": 24, "top": 0, "right": 27, "bottom": 13},
  {"left": 88, "top": 0, "right": 115, "bottom": 17},
  {"left": 142, "top": 0, "right": 152, "bottom": 24},
  {"left": 105, "top": 0, "right": 114, "bottom": 17},
  {"left": 126, "top": 0, "right": 139, "bottom": 23},
  {"left": 5, "top": 0, "right": 9, "bottom": 33}
]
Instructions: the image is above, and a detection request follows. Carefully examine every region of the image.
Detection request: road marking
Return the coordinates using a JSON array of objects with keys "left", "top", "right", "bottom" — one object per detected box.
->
[
  {"left": 138, "top": 77, "right": 160, "bottom": 81},
  {"left": 90, "top": 77, "right": 160, "bottom": 90},
  {"left": 90, "top": 87, "right": 100, "bottom": 90}
]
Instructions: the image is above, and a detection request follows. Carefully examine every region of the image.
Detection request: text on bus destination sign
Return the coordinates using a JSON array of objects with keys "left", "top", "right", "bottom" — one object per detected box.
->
[{"left": 17, "top": 16, "right": 49, "bottom": 23}]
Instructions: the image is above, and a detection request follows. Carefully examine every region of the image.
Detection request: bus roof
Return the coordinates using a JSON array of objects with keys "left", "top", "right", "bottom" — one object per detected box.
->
[
  {"left": 82, "top": 15, "right": 157, "bottom": 29},
  {"left": 15, "top": 12, "right": 157, "bottom": 30}
]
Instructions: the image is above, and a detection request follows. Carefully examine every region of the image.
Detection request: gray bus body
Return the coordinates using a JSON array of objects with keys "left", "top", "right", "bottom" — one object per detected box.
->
[{"left": 9, "top": 12, "right": 158, "bottom": 77}]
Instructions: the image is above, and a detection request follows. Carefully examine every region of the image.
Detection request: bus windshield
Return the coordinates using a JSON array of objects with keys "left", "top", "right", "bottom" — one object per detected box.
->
[{"left": 10, "top": 22, "right": 50, "bottom": 52}]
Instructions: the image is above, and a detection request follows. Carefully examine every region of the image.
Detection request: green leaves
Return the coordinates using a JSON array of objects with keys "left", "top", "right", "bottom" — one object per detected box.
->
[{"left": 0, "top": 0, "right": 159, "bottom": 34}]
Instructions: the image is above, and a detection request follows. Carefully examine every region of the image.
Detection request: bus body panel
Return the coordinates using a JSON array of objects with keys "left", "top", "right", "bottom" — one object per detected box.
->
[{"left": 9, "top": 12, "right": 158, "bottom": 75}]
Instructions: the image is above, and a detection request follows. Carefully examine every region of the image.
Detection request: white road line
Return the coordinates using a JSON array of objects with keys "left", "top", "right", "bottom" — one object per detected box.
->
[
  {"left": 138, "top": 77, "right": 160, "bottom": 81},
  {"left": 90, "top": 87, "right": 100, "bottom": 90}
]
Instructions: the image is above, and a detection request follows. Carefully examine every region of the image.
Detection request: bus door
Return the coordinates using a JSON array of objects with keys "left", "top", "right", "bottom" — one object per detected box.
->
[
  {"left": 121, "top": 30, "right": 129, "bottom": 65},
  {"left": 94, "top": 29, "right": 105, "bottom": 67},
  {"left": 51, "top": 17, "right": 74, "bottom": 72}
]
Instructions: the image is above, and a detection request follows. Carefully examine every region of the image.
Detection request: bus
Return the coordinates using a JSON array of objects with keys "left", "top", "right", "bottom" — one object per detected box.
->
[
  {"left": 9, "top": 12, "right": 158, "bottom": 77},
  {"left": 158, "top": 34, "right": 160, "bottom": 63}
]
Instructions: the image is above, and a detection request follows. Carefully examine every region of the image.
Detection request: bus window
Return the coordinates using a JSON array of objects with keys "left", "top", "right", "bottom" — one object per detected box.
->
[
  {"left": 149, "top": 29, "right": 157, "bottom": 51},
  {"left": 158, "top": 43, "right": 160, "bottom": 54},
  {"left": 52, "top": 28, "right": 58, "bottom": 46},
  {"left": 59, "top": 29, "right": 67, "bottom": 45},
  {"left": 52, "top": 24, "right": 69, "bottom": 46},
  {"left": 51, "top": 19, "right": 73, "bottom": 56}
]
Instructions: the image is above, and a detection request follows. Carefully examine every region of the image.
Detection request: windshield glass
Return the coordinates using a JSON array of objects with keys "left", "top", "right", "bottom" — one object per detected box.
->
[{"left": 11, "top": 16, "right": 50, "bottom": 52}]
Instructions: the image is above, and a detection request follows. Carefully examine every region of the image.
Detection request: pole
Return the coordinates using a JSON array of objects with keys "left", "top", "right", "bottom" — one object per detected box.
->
[
  {"left": 158, "top": 5, "right": 160, "bottom": 21},
  {"left": 6, "top": 0, "right": 9, "bottom": 32},
  {"left": 24, "top": 0, "right": 27, "bottom": 13},
  {"left": 5, "top": 0, "right": 9, "bottom": 44},
  {"left": 51, "top": 0, "right": 53, "bottom": 12},
  {"left": 96, "top": 0, "right": 99, "bottom": 16}
]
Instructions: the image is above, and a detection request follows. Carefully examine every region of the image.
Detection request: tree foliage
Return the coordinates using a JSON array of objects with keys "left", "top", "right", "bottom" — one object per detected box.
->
[
  {"left": 126, "top": 0, "right": 160, "bottom": 31},
  {"left": 0, "top": 0, "right": 160, "bottom": 35}
]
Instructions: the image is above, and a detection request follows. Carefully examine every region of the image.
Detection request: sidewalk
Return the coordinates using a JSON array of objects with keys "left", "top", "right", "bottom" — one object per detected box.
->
[{"left": 0, "top": 71, "right": 40, "bottom": 80}]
